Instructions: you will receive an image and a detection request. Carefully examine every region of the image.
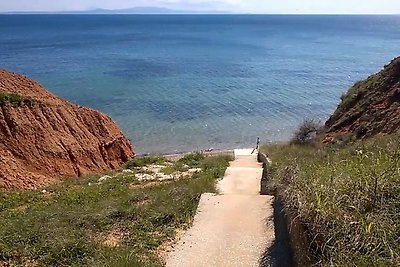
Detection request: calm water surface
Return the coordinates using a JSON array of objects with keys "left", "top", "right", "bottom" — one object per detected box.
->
[{"left": 1, "top": 15, "right": 400, "bottom": 154}]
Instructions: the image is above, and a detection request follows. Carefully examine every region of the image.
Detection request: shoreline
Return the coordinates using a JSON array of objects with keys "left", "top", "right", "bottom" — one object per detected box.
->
[
  {"left": 135, "top": 140, "right": 286, "bottom": 159},
  {"left": 136, "top": 148, "right": 237, "bottom": 160}
]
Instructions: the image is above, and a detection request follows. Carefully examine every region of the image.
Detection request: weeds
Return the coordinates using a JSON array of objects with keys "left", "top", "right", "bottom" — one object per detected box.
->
[
  {"left": 177, "top": 152, "right": 205, "bottom": 168},
  {"left": 262, "top": 134, "right": 400, "bottom": 266},
  {"left": 0, "top": 154, "right": 231, "bottom": 266},
  {"left": 124, "top": 156, "right": 165, "bottom": 169},
  {"left": 0, "top": 92, "right": 33, "bottom": 107},
  {"left": 291, "top": 118, "right": 323, "bottom": 145}
]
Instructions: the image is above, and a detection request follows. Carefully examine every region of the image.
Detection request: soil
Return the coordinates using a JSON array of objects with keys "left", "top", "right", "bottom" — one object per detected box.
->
[
  {"left": 0, "top": 69, "right": 134, "bottom": 190},
  {"left": 325, "top": 57, "right": 400, "bottom": 141}
]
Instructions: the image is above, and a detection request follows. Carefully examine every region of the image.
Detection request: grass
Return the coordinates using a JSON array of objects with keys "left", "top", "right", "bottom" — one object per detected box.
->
[
  {"left": 124, "top": 156, "right": 166, "bottom": 169},
  {"left": 0, "top": 93, "right": 33, "bottom": 107},
  {"left": 0, "top": 154, "right": 231, "bottom": 267},
  {"left": 158, "top": 153, "right": 228, "bottom": 175},
  {"left": 261, "top": 134, "right": 400, "bottom": 266},
  {"left": 177, "top": 152, "right": 205, "bottom": 168},
  {"left": 338, "top": 72, "right": 386, "bottom": 110}
]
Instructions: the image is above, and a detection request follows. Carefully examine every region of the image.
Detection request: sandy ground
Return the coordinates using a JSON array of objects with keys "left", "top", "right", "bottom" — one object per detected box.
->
[{"left": 166, "top": 149, "right": 275, "bottom": 267}]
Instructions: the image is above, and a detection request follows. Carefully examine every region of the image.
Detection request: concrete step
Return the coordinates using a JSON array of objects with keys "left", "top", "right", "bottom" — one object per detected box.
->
[
  {"left": 166, "top": 148, "right": 276, "bottom": 267},
  {"left": 229, "top": 157, "right": 262, "bottom": 168},
  {"left": 166, "top": 193, "right": 275, "bottom": 267},
  {"left": 217, "top": 167, "right": 263, "bottom": 195},
  {"left": 234, "top": 148, "right": 257, "bottom": 157}
]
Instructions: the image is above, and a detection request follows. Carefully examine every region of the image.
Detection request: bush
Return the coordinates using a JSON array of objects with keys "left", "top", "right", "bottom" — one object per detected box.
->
[
  {"left": 0, "top": 93, "right": 33, "bottom": 107},
  {"left": 291, "top": 118, "right": 323, "bottom": 144},
  {"left": 178, "top": 152, "right": 205, "bottom": 168},
  {"left": 355, "top": 124, "right": 368, "bottom": 138},
  {"left": 124, "top": 156, "right": 165, "bottom": 169}
]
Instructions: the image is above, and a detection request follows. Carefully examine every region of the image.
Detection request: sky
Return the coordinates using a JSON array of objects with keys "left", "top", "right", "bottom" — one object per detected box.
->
[{"left": 1, "top": 0, "right": 400, "bottom": 14}]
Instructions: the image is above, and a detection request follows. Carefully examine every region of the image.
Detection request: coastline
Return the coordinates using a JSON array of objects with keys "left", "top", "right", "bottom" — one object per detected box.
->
[
  {"left": 4, "top": 15, "right": 399, "bottom": 160},
  {"left": 135, "top": 139, "right": 286, "bottom": 159},
  {"left": 137, "top": 148, "right": 236, "bottom": 160}
]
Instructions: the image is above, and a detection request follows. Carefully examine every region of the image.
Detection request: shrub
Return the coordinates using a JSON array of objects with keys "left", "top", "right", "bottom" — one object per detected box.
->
[
  {"left": 124, "top": 156, "right": 165, "bottom": 169},
  {"left": 0, "top": 93, "right": 33, "bottom": 107},
  {"left": 178, "top": 152, "right": 205, "bottom": 168},
  {"left": 355, "top": 124, "right": 368, "bottom": 138},
  {"left": 291, "top": 118, "right": 323, "bottom": 144}
]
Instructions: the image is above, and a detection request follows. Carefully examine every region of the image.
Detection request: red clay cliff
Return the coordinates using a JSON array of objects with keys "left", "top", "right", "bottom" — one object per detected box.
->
[
  {"left": 325, "top": 57, "right": 400, "bottom": 140},
  {"left": 0, "top": 69, "right": 135, "bottom": 190}
]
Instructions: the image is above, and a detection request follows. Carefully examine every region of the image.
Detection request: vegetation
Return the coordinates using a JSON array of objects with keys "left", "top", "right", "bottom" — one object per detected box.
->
[
  {"left": 159, "top": 153, "right": 211, "bottom": 174},
  {"left": 262, "top": 134, "right": 400, "bottom": 266},
  {"left": 0, "top": 154, "right": 231, "bottom": 267},
  {"left": 177, "top": 152, "right": 205, "bottom": 168},
  {"left": 291, "top": 118, "right": 323, "bottom": 145},
  {"left": 0, "top": 92, "right": 33, "bottom": 107},
  {"left": 338, "top": 71, "right": 388, "bottom": 111},
  {"left": 124, "top": 156, "right": 166, "bottom": 169}
]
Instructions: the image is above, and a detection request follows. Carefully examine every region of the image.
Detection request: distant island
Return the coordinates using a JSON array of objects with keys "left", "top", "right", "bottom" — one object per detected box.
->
[{"left": 2, "top": 7, "right": 234, "bottom": 15}]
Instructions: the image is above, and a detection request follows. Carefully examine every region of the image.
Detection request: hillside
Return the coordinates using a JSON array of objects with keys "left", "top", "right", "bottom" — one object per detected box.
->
[
  {"left": 0, "top": 69, "right": 134, "bottom": 190},
  {"left": 325, "top": 57, "right": 400, "bottom": 140},
  {"left": 0, "top": 154, "right": 232, "bottom": 266},
  {"left": 261, "top": 57, "right": 400, "bottom": 266}
]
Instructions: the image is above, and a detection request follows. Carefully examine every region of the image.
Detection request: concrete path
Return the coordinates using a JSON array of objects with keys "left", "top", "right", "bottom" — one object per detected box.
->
[{"left": 166, "top": 149, "right": 275, "bottom": 267}]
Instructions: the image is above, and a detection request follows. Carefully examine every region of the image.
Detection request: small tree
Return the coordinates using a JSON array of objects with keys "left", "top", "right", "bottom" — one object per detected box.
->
[{"left": 291, "top": 118, "right": 323, "bottom": 144}]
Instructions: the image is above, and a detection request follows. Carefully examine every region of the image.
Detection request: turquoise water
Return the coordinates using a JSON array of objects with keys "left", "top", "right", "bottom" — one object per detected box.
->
[{"left": 1, "top": 15, "right": 400, "bottom": 154}]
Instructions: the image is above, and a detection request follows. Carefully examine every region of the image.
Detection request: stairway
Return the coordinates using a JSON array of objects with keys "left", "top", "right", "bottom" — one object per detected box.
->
[{"left": 166, "top": 149, "right": 275, "bottom": 267}]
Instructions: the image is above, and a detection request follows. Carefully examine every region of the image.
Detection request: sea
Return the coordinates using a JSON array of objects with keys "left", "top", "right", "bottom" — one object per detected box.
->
[{"left": 1, "top": 15, "right": 400, "bottom": 154}]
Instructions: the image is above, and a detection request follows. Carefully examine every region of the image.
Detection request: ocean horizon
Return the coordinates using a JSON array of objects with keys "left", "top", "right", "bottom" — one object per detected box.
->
[{"left": 1, "top": 14, "right": 400, "bottom": 154}]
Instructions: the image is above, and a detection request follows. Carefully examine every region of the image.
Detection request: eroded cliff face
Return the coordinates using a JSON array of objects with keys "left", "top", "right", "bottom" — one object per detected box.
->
[
  {"left": 0, "top": 69, "right": 135, "bottom": 190},
  {"left": 325, "top": 57, "right": 400, "bottom": 140}
]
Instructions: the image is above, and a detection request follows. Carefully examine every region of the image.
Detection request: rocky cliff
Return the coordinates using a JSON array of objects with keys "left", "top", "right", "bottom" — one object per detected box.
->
[
  {"left": 325, "top": 57, "right": 400, "bottom": 139},
  {"left": 0, "top": 69, "right": 135, "bottom": 190}
]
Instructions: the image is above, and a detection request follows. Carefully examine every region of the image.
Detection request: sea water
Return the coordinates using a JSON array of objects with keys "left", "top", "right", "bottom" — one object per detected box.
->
[{"left": 1, "top": 15, "right": 400, "bottom": 154}]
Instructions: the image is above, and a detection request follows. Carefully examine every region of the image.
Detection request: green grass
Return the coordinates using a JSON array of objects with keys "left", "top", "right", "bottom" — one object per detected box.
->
[
  {"left": 124, "top": 156, "right": 166, "bottom": 169},
  {"left": 158, "top": 153, "right": 232, "bottom": 176},
  {"left": 0, "top": 93, "right": 33, "bottom": 107},
  {"left": 177, "top": 152, "right": 205, "bottom": 168},
  {"left": 159, "top": 162, "right": 188, "bottom": 175},
  {"left": 0, "top": 154, "right": 231, "bottom": 266},
  {"left": 262, "top": 134, "right": 400, "bottom": 266}
]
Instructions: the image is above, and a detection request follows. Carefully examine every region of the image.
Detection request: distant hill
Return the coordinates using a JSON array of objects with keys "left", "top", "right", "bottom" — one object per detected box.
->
[
  {"left": 325, "top": 57, "right": 400, "bottom": 140},
  {"left": 3, "top": 7, "right": 232, "bottom": 15},
  {"left": 83, "top": 7, "right": 231, "bottom": 14}
]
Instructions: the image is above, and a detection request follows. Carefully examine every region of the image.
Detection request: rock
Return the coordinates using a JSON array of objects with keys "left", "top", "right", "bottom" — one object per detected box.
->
[
  {"left": 0, "top": 69, "right": 135, "bottom": 190},
  {"left": 98, "top": 175, "right": 112, "bottom": 183},
  {"left": 122, "top": 169, "right": 135, "bottom": 174},
  {"left": 142, "top": 164, "right": 165, "bottom": 173},
  {"left": 325, "top": 57, "right": 400, "bottom": 140},
  {"left": 136, "top": 173, "right": 155, "bottom": 182},
  {"left": 188, "top": 168, "right": 202, "bottom": 174},
  {"left": 155, "top": 173, "right": 174, "bottom": 181},
  {"left": 135, "top": 172, "right": 176, "bottom": 182}
]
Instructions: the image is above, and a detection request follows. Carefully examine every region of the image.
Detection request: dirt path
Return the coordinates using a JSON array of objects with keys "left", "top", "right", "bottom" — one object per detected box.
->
[{"left": 166, "top": 149, "right": 275, "bottom": 267}]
